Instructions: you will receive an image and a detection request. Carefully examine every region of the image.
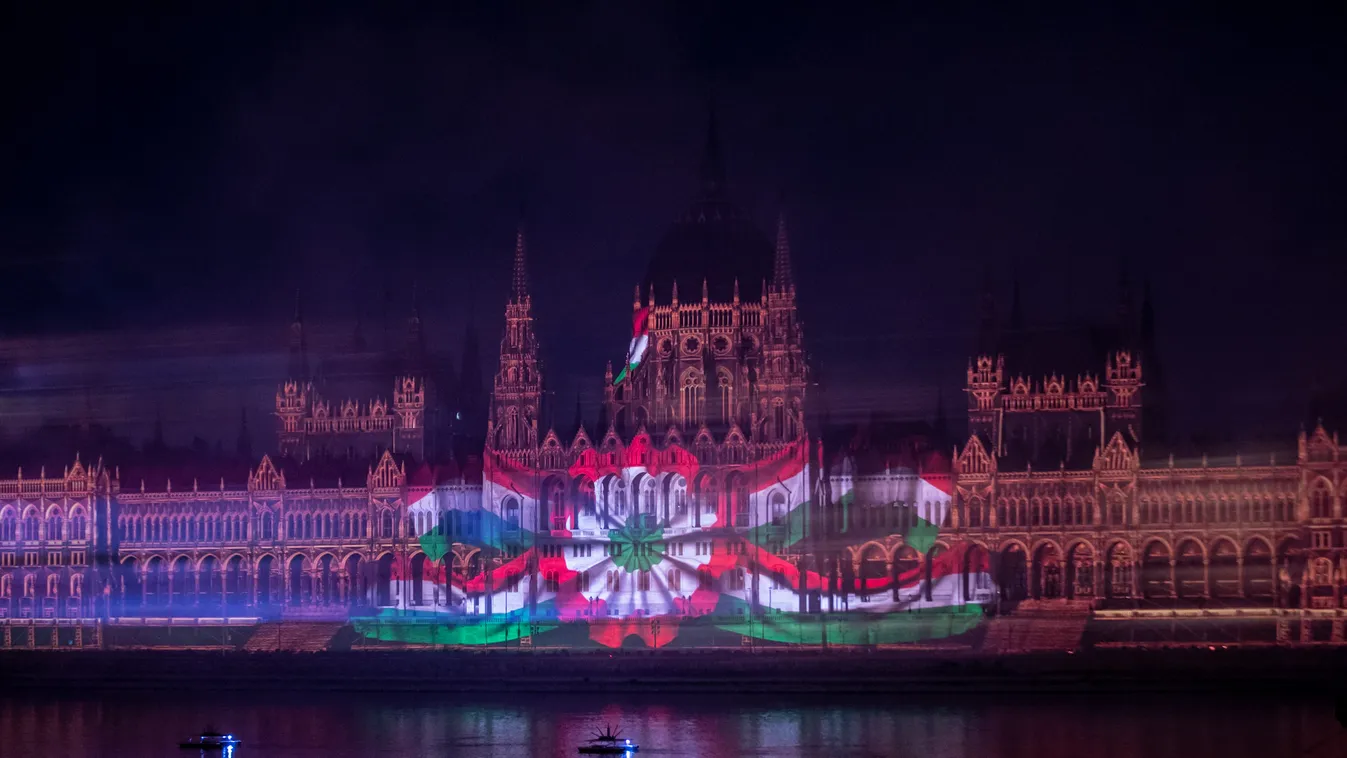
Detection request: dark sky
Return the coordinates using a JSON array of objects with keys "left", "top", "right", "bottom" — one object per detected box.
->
[{"left": 1, "top": 4, "right": 1344, "bottom": 447}]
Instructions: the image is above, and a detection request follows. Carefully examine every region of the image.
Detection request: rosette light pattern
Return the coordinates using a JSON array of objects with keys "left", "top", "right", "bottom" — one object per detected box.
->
[{"left": 358, "top": 438, "right": 995, "bottom": 648}]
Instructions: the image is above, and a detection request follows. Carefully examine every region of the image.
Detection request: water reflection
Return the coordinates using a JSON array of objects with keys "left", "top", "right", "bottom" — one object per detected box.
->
[{"left": 0, "top": 691, "right": 1337, "bottom": 757}]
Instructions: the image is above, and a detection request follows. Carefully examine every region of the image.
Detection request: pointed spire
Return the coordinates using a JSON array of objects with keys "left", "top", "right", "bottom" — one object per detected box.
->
[
  {"left": 699, "top": 98, "right": 726, "bottom": 198},
  {"left": 732, "top": 278, "right": 740, "bottom": 304},
  {"left": 977, "top": 268, "right": 998, "bottom": 356},
  {"left": 289, "top": 288, "right": 309, "bottom": 380},
  {"left": 512, "top": 223, "right": 529, "bottom": 301},
  {"left": 1117, "top": 263, "right": 1135, "bottom": 342},
  {"left": 1140, "top": 275, "right": 1155, "bottom": 343},
  {"left": 702, "top": 278, "right": 709, "bottom": 303},
  {"left": 773, "top": 210, "right": 794, "bottom": 289},
  {"left": 671, "top": 278, "right": 679, "bottom": 304},
  {"left": 633, "top": 284, "right": 642, "bottom": 311}
]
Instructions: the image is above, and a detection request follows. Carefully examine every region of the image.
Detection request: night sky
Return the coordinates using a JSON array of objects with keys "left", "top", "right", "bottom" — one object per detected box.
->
[{"left": 1, "top": 4, "right": 1344, "bottom": 449}]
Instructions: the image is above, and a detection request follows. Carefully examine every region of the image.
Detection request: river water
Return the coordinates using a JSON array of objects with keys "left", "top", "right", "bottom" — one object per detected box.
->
[{"left": 0, "top": 691, "right": 1337, "bottom": 757}]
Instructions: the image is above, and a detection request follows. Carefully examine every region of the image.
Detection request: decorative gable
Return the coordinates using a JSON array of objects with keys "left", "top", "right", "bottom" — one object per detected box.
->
[
  {"left": 1043, "top": 374, "right": 1063, "bottom": 395},
  {"left": 1301, "top": 421, "right": 1338, "bottom": 464},
  {"left": 1095, "top": 432, "right": 1138, "bottom": 472},
  {"left": 600, "top": 425, "right": 623, "bottom": 454},
  {"left": 570, "top": 426, "right": 593, "bottom": 454},
  {"left": 249, "top": 455, "right": 285, "bottom": 491},
  {"left": 955, "top": 435, "right": 995, "bottom": 477},
  {"left": 368, "top": 450, "right": 405, "bottom": 490}
]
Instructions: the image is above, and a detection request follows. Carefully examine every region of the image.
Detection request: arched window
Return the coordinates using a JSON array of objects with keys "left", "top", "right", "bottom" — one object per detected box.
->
[
  {"left": 637, "top": 476, "right": 657, "bottom": 521},
  {"left": 698, "top": 566, "right": 713, "bottom": 591},
  {"left": 770, "top": 491, "right": 788, "bottom": 525},
  {"left": 0, "top": 509, "right": 16, "bottom": 541},
  {"left": 47, "top": 514, "right": 64, "bottom": 542},
  {"left": 680, "top": 369, "right": 705, "bottom": 424},
  {"left": 22, "top": 510, "right": 40, "bottom": 541},
  {"left": 772, "top": 398, "right": 785, "bottom": 441},
  {"left": 502, "top": 407, "right": 519, "bottom": 447},
  {"left": 544, "top": 479, "right": 566, "bottom": 530},
  {"left": 381, "top": 510, "right": 396, "bottom": 538},
  {"left": 1109, "top": 494, "right": 1125, "bottom": 526},
  {"left": 1311, "top": 480, "right": 1333, "bottom": 519},
  {"left": 261, "top": 513, "right": 274, "bottom": 540},
  {"left": 671, "top": 476, "right": 688, "bottom": 518},
  {"left": 730, "top": 476, "right": 749, "bottom": 527},
  {"left": 503, "top": 497, "right": 520, "bottom": 532},
  {"left": 700, "top": 479, "right": 717, "bottom": 516},
  {"left": 718, "top": 369, "right": 734, "bottom": 425},
  {"left": 967, "top": 497, "right": 983, "bottom": 528}
]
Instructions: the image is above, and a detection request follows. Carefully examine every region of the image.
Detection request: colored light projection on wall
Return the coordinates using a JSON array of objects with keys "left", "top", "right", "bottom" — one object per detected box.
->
[
  {"left": 612, "top": 306, "right": 649, "bottom": 385},
  {"left": 353, "top": 438, "right": 995, "bottom": 649}
]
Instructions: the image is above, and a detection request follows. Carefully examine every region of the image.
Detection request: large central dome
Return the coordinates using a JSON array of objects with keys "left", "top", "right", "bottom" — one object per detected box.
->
[{"left": 643, "top": 113, "right": 774, "bottom": 303}]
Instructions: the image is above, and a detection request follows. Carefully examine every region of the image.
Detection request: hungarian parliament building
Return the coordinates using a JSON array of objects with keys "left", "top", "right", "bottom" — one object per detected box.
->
[{"left": 1, "top": 125, "right": 1344, "bottom": 652}]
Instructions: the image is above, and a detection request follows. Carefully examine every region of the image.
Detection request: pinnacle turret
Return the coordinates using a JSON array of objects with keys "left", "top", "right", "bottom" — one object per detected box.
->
[
  {"left": 288, "top": 288, "right": 308, "bottom": 381},
  {"left": 512, "top": 224, "right": 529, "bottom": 302},
  {"left": 773, "top": 210, "right": 794, "bottom": 290}
]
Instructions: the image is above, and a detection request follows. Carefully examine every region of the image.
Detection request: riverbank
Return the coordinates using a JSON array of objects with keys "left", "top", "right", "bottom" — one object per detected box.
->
[{"left": 4, "top": 646, "right": 1347, "bottom": 695}]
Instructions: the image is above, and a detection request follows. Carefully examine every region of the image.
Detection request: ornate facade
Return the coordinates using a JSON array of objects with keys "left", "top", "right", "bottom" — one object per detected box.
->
[
  {"left": 274, "top": 295, "right": 436, "bottom": 462},
  {"left": 2, "top": 122, "right": 1346, "bottom": 650},
  {"left": 275, "top": 377, "right": 426, "bottom": 461},
  {"left": 0, "top": 458, "right": 111, "bottom": 621}
]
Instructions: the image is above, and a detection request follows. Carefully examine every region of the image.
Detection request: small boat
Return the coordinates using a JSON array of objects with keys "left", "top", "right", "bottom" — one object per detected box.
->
[
  {"left": 179, "top": 728, "right": 242, "bottom": 750},
  {"left": 578, "top": 725, "right": 638, "bottom": 754}
]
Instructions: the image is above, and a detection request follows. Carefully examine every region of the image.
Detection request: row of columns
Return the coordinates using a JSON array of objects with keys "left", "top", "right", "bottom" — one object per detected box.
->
[
  {"left": 118, "top": 566, "right": 378, "bottom": 610},
  {"left": 953, "top": 501, "right": 1290, "bottom": 530}
]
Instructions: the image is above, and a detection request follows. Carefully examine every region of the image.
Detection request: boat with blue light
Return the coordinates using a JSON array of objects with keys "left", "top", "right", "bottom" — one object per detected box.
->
[
  {"left": 577, "top": 725, "right": 638, "bottom": 754},
  {"left": 179, "top": 728, "right": 242, "bottom": 750}
]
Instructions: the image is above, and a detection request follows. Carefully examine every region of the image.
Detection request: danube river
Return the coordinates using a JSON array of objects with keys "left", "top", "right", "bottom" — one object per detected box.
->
[{"left": 0, "top": 691, "right": 1336, "bottom": 757}]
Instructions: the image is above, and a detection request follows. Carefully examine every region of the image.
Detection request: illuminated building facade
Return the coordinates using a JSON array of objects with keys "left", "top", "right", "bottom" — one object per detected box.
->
[
  {"left": 274, "top": 299, "right": 431, "bottom": 462},
  {"left": 2, "top": 123, "right": 1346, "bottom": 650}
]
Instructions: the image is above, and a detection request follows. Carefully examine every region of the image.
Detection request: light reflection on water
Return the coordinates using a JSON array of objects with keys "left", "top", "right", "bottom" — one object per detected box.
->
[{"left": 0, "top": 691, "right": 1336, "bottom": 757}]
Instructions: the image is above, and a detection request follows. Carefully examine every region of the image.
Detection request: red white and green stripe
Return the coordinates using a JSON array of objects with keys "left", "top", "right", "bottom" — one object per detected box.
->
[{"left": 613, "top": 306, "right": 649, "bottom": 385}]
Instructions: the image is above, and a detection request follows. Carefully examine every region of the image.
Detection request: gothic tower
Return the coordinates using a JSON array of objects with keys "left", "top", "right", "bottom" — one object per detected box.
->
[
  {"left": 488, "top": 226, "right": 542, "bottom": 453},
  {"left": 604, "top": 112, "right": 807, "bottom": 445},
  {"left": 760, "top": 212, "right": 807, "bottom": 444},
  {"left": 288, "top": 290, "right": 309, "bottom": 382}
]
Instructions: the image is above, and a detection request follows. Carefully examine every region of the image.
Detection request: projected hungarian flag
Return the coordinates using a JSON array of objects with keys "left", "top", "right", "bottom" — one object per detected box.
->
[
  {"left": 358, "top": 438, "right": 996, "bottom": 649},
  {"left": 612, "top": 306, "right": 649, "bottom": 384}
]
